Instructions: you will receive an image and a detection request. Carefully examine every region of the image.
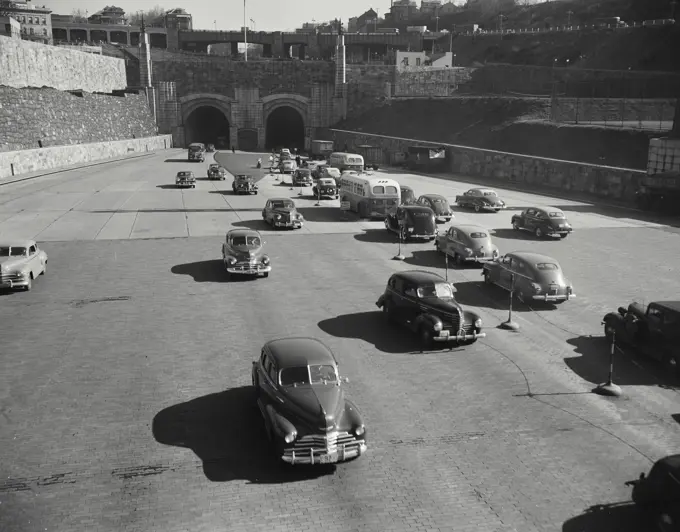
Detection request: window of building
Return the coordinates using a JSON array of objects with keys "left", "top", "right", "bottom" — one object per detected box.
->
[
  {"left": 42, "top": 17, "right": 46, "bottom": 25},
  {"left": 416, "top": 58, "right": 421, "bottom": 66},
  {"left": 29, "top": 27, "right": 34, "bottom": 35},
  {"left": 42, "top": 28, "right": 47, "bottom": 35}
]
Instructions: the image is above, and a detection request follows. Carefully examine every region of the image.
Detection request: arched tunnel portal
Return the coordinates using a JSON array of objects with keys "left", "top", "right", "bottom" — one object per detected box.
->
[
  {"left": 184, "top": 105, "right": 230, "bottom": 148},
  {"left": 265, "top": 106, "right": 305, "bottom": 152}
]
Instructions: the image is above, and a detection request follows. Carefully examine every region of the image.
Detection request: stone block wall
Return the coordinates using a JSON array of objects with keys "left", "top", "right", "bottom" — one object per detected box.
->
[
  {"left": 345, "top": 65, "right": 394, "bottom": 119},
  {"left": 329, "top": 128, "right": 645, "bottom": 204},
  {"left": 551, "top": 97, "right": 676, "bottom": 124},
  {"left": 647, "top": 137, "right": 680, "bottom": 174},
  {"left": 0, "top": 35, "right": 127, "bottom": 92},
  {"left": 0, "top": 134, "right": 172, "bottom": 180},
  {"left": 0, "top": 86, "right": 158, "bottom": 152},
  {"left": 395, "top": 68, "right": 474, "bottom": 97}
]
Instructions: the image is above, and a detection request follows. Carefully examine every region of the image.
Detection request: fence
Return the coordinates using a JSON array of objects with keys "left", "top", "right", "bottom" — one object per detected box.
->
[{"left": 458, "top": 19, "right": 676, "bottom": 37}]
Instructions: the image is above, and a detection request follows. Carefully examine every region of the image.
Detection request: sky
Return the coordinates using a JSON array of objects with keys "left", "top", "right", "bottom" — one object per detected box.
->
[{"left": 38, "top": 0, "right": 465, "bottom": 32}]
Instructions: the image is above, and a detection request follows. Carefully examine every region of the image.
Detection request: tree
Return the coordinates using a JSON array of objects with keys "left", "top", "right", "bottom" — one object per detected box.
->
[
  {"left": 0, "top": 0, "right": 15, "bottom": 17},
  {"left": 128, "top": 6, "right": 167, "bottom": 27},
  {"left": 71, "top": 8, "right": 88, "bottom": 23}
]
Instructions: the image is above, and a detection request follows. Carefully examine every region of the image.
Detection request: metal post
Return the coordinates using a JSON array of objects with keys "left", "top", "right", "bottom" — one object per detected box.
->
[
  {"left": 595, "top": 330, "right": 622, "bottom": 396},
  {"left": 243, "top": 0, "right": 247, "bottom": 62},
  {"left": 445, "top": 252, "right": 449, "bottom": 281},
  {"left": 393, "top": 222, "right": 405, "bottom": 261},
  {"left": 500, "top": 272, "right": 519, "bottom": 330},
  {"left": 315, "top": 185, "right": 320, "bottom": 206}
]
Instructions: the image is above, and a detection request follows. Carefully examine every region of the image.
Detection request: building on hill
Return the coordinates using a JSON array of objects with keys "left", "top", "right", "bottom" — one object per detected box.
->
[
  {"left": 0, "top": 0, "right": 52, "bottom": 43},
  {"left": 420, "top": 0, "right": 442, "bottom": 16},
  {"left": 356, "top": 8, "right": 379, "bottom": 32},
  {"left": 163, "top": 8, "right": 192, "bottom": 30},
  {"left": 88, "top": 6, "right": 127, "bottom": 25},
  {"left": 439, "top": 2, "right": 462, "bottom": 15},
  {"left": 348, "top": 17, "right": 358, "bottom": 32},
  {"left": 386, "top": 0, "right": 419, "bottom": 23},
  {"left": 0, "top": 15, "right": 21, "bottom": 38}
]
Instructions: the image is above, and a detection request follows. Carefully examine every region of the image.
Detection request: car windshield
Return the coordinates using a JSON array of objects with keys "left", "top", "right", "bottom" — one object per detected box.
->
[
  {"left": 430, "top": 197, "right": 446, "bottom": 203},
  {"left": 320, "top": 179, "right": 334, "bottom": 185},
  {"left": 483, "top": 191, "right": 497, "bottom": 197},
  {"left": 230, "top": 236, "right": 260, "bottom": 247},
  {"left": 178, "top": 172, "right": 191, "bottom": 177},
  {"left": 238, "top": 176, "right": 253, "bottom": 182},
  {"left": 0, "top": 247, "right": 10, "bottom": 256},
  {"left": 189, "top": 146, "right": 202, "bottom": 152},
  {"left": 417, "top": 282, "right": 454, "bottom": 299},
  {"left": 548, "top": 212, "right": 565, "bottom": 218},
  {"left": 280, "top": 367, "right": 309, "bottom": 386},
  {"left": 470, "top": 232, "right": 488, "bottom": 238},
  {"left": 536, "top": 263, "right": 559, "bottom": 271},
  {"left": 309, "top": 364, "right": 338, "bottom": 384},
  {"left": 271, "top": 200, "right": 294, "bottom": 209},
  {"left": 210, "top": 164, "right": 218, "bottom": 169}
]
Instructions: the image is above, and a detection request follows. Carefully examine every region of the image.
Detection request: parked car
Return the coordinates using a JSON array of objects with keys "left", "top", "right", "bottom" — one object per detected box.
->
[
  {"left": 312, "top": 163, "right": 328, "bottom": 179},
  {"left": 385, "top": 205, "right": 437, "bottom": 241},
  {"left": 626, "top": 454, "right": 680, "bottom": 532},
  {"left": 400, "top": 186, "right": 417, "bottom": 205},
  {"left": 455, "top": 188, "right": 506, "bottom": 212},
  {"left": 292, "top": 168, "right": 313, "bottom": 187},
  {"left": 511, "top": 207, "right": 573, "bottom": 239},
  {"left": 232, "top": 174, "right": 258, "bottom": 195},
  {"left": 207, "top": 163, "right": 226, "bottom": 180},
  {"left": 482, "top": 252, "right": 575, "bottom": 304},
  {"left": 175, "top": 171, "right": 196, "bottom": 188},
  {"left": 221, "top": 229, "right": 270, "bottom": 279},
  {"left": 602, "top": 301, "right": 680, "bottom": 376},
  {"left": 0, "top": 239, "right": 47, "bottom": 291},
  {"left": 312, "top": 177, "right": 339, "bottom": 199},
  {"left": 279, "top": 159, "right": 297, "bottom": 174},
  {"left": 262, "top": 198, "right": 304, "bottom": 229},
  {"left": 435, "top": 224, "right": 499, "bottom": 265},
  {"left": 252, "top": 337, "right": 367, "bottom": 464},
  {"left": 206, "top": 144, "right": 215, "bottom": 153},
  {"left": 416, "top": 194, "right": 454, "bottom": 223},
  {"left": 376, "top": 270, "right": 486, "bottom": 348}
]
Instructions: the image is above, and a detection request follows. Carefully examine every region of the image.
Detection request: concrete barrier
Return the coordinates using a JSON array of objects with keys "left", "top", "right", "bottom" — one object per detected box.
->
[
  {"left": 0, "top": 135, "right": 173, "bottom": 180},
  {"left": 330, "top": 129, "right": 646, "bottom": 204}
]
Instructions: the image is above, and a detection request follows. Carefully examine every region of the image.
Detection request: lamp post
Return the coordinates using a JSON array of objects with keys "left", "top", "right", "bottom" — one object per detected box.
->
[
  {"left": 595, "top": 329, "right": 622, "bottom": 397},
  {"left": 243, "top": 0, "right": 247, "bottom": 62},
  {"left": 393, "top": 221, "right": 405, "bottom": 260},
  {"left": 500, "top": 272, "right": 520, "bottom": 330}
]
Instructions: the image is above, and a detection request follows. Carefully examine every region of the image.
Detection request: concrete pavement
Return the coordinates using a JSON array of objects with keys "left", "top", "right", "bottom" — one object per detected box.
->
[{"left": 1, "top": 149, "right": 679, "bottom": 532}]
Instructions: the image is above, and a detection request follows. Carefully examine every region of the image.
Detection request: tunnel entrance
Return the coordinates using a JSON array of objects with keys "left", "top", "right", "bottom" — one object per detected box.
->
[
  {"left": 185, "top": 106, "right": 230, "bottom": 148},
  {"left": 265, "top": 106, "right": 305, "bottom": 152}
]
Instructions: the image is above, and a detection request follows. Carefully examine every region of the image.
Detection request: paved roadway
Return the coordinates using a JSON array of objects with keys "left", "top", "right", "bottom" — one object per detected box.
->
[{"left": 1, "top": 148, "right": 679, "bottom": 532}]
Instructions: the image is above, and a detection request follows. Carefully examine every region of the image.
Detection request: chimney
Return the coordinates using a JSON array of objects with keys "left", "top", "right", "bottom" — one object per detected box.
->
[{"left": 334, "top": 19, "right": 346, "bottom": 97}]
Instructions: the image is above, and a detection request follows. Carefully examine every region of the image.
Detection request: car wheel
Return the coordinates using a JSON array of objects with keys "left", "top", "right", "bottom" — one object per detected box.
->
[
  {"left": 474, "top": 204, "right": 481, "bottom": 212},
  {"left": 483, "top": 270, "right": 492, "bottom": 285},
  {"left": 560, "top": 233, "right": 568, "bottom": 239},
  {"left": 535, "top": 227, "right": 543, "bottom": 238},
  {"left": 419, "top": 327, "right": 433, "bottom": 349},
  {"left": 262, "top": 272, "right": 269, "bottom": 278},
  {"left": 24, "top": 276, "right": 32, "bottom": 291},
  {"left": 512, "top": 221, "right": 521, "bottom": 231}
]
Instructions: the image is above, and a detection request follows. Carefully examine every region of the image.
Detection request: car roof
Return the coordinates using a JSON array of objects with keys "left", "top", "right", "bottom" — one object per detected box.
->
[
  {"left": 420, "top": 194, "right": 446, "bottom": 200},
  {"left": 266, "top": 337, "right": 337, "bottom": 368},
  {"left": 177, "top": 171, "right": 193, "bottom": 174},
  {"left": 269, "top": 197, "right": 294, "bottom": 202},
  {"left": 402, "top": 205, "right": 433, "bottom": 213},
  {"left": 450, "top": 224, "right": 490, "bottom": 234},
  {"left": 654, "top": 301, "right": 680, "bottom": 313},
  {"left": 527, "top": 206, "right": 564, "bottom": 214},
  {"left": 470, "top": 188, "right": 496, "bottom": 194},
  {"left": 209, "top": 163, "right": 219, "bottom": 166},
  {"left": 507, "top": 251, "right": 560, "bottom": 264},
  {"left": 393, "top": 270, "right": 445, "bottom": 284},
  {"left": 226, "top": 228, "right": 261, "bottom": 239},
  {"left": 0, "top": 239, "right": 35, "bottom": 247}
]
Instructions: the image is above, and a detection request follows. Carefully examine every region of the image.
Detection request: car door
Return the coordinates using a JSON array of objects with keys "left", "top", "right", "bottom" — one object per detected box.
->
[
  {"left": 447, "top": 228, "right": 463, "bottom": 257},
  {"left": 498, "top": 256, "right": 516, "bottom": 290},
  {"left": 263, "top": 201, "right": 271, "bottom": 221},
  {"left": 646, "top": 305, "right": 666, "bottom": 361},
  {"left": 401, "top": 283, "right": 421, "bottom": 330},
  {"left": 441, "top": 227, "right": 456, "bottom": 255},
  {"left": 27, "top": 244, "right": 40, "bottom": 275},
  {"left": 387, "top": 276, "right": 407, "bottom": 323},
  {"left": 521, "top": 209, "right": 536, "bottom": 230}
]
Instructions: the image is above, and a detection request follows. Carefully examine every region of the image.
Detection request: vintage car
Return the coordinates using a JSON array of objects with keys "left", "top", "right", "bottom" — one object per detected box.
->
[
  {"left": 252, "top": 337, "right": 367, "bottom": 465},
  {"left": 455, "top": 188, "right": 506, "bottom": 212},
  {"left": 0, "top": 240, "right": 47, "bottom": 291},
  {"left": 376, "top": 271, "right": 486, "bottom": 348},
  {"left": 626, "top": 454, "right": 680, "bottom": 532},
  {"left": 279, "top": 159, "right": 297, "bottom": 174},
  {"left": 292, "top": 168, "right": 313, "bottom": 187},
  {"left": 312, "top": 163, "right": 328, "bottom": 179},
  {"left": 262, "top": 198, "right": 305, "bottom": 229},
  {"left": 175, "top": 171, "right": 196, "bottom": 188},
  {"left": 221, "top": 229, "right": 270, "bottom": 278},
  {"left": 416, "top": 194, "right": 454, "bottom": 223},
  {"left": 187, "top": 143, "right": 205, "bottom": 162},
  {"left": 206, "top": 144, "right": 215, "bottom": 153},
  {"left": 312, "top": 177, "right": 339, "bottom": 199},
  {"left": 279, "top": 148, "right": 291, "bottom": 157},
  {"left": 400, "top": 186, "right": 417, "bottom": 205},
  {"left": 602, "top": 301, "right": 680, "bottom": 376},
  {"left": 482, "top": 251, "right": 575, "bottom": 304},
  {"left": 385, "top": 205, "right": 437, "bottom": 241},
  {"left": 232, "top": 174, "right": 258, "bottom": 195},
  {"left": 435, "top": 224, "right": 499, "bottom": 265},
  {"left": 511, "top": 206, "right": 573, "bottom": 239},
  {"left": 207, "top": 163, "right": 227, "bottom": 180}
]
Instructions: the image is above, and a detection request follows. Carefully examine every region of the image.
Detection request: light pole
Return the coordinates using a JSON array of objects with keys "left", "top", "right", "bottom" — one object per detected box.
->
[
  {"left": 243, "top": 0, "right": 247, "bottom": 62},
  {"left": 250, "top": 18, "right": 256, "bottom": 31}
]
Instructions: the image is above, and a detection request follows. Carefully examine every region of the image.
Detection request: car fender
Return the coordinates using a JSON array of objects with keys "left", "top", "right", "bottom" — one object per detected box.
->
[
  {"left": 462, "top": 310, "right": 481, "bottom": 328},
  {"left": 376, "top": 294, "right": 385, "bottom": 308},
  {"left": 603, "top": 312, "right": 625, "bottom": 329},
  {"left": 342, "top": 398, "right": 365, "bottom": 432},
  {"left": 414, "top": 313, "right": 441, "bottom": 331},
  {"left": 265, "top": 404, "right": 296, "bottom": 438}
]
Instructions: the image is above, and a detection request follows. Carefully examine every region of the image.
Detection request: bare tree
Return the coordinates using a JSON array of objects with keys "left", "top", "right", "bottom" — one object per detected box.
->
[
  {"left": 128, "top": 6, "right": 167, "bottom": 27},
  {"left": 71, "top": 8, "right": 88, "bottom": 23}
]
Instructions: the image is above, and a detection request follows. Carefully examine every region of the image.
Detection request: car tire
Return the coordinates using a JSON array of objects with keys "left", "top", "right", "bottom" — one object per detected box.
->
[
  {"left": 383, "top": 301, "right": 394, "bottom": 323},
  {"left": 419, "top": 327, "right": 433, "bottom": 349},
  {"left": 262, "top": 272, "right": 269, "bottom": 278},
  {"left": 535, "top": 227, "right": 543, "bottom": 238},
  {"left": 512, "top": 221, "right": 521, "bottom": 231},
  {"left": 474, "top": 204, "right": 481, "bottom": 212},
  {"left": 483, "top": 270, "right": 492, "bottom": 285},
  {"left": 24, "top": 276, "right": 32, "bottom": 291},
  {"left": 560, "top": 233, "right": 568, "bottom": 239}
]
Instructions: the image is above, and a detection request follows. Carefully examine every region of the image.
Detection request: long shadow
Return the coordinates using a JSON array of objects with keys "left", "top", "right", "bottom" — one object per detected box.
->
[
  {"left": 452, "top": 280, "right": 514, "bottom": 312},
  {"left": 156, "top": 184, "right": 181, "bottom": 190},
  {"left": 403, "top": 249, "right": 445, "bottom": 269},
  {"left": 231, "top": 220, "right": 273, "bottom": 232},
  {"left": 152, "top": 386, "right": 335, "bottom": 483},
  {"left": 354, "top": 229, "right": 395, "bottom": 244},
  {"left": 318, "top": 311, "right": 424, "bottom": 354},
  {"left": 297, "top": 207, "right": 346, "bottom": 222},
  {"left": 673, "top": 413, "right": 680, "bottom": 425},
  {"left": 171, "top": 259, "right": 230, "bottom": 283},
  {"left": 562, "top": 502, "right": 648, "bottom": 532},
  {"left": 164, "top": 158, "right": 189, "bottom": 163},
  {"left": 491, "top": 228, "right": 534, "bottom": 241},
  {"left": 564, "top": 335, "right": 680, "bottom": 388}
]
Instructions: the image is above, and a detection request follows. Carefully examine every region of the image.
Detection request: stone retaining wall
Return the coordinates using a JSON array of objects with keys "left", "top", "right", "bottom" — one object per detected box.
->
[
  {"left": 0, "top": 135, "right": 173, "bottom": 180},
  {"left": 329, "top": 129, "right": 646, "bottom": 204},
  {"left": 551, "top": 97, "right": 676, "bottom": 124}
]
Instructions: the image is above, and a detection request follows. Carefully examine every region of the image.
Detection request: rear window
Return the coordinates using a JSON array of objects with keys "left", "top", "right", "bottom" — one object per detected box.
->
[
  {"left": 536, "top": 263, "right": 559, "bottom": 271},
  {"left": 411, "top": 211, "right": 432, "bottom": 218},
  {"left": 373, "top": 186, "right": 384, "bottom": 194},
  {"left": 385, "top": 186, "right": 398, "bottom": 194},
  {"left": 548, "top": 212, "right": 565, "bottom": 218},
  {"left": 470, "top": 232, "right": 488, "bottom": 238}
]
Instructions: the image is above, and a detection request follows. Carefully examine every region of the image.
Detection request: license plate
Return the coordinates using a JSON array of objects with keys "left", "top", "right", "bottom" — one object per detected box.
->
[
  {"left": 439, "top": 330, "right": 450, "bottom": 338},
  {"left": 319, "top": 453, "right": 338, "bottom": 464}
]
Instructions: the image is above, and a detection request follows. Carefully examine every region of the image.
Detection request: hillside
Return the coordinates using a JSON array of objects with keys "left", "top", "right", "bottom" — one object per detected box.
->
[{"left": 335, "top": 98, "right": 656, "bottom": 170}]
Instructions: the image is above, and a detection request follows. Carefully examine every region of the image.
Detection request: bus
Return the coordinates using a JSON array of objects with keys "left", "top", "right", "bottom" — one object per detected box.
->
[
  {"left": 329, "top": 152, "right": 364, "bottom": 173},
  {"left": 188, "top": 143, "right": 205, "bottom": 162},
  {"left": 338, "top": 174, "right": 401, "bottom": 219}
]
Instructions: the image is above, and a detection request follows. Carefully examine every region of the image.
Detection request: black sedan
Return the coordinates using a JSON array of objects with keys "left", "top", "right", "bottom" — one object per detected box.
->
[
  {"left": 385, "top": 205, "right": 437, "bottom": 241},
  {"left": 511, "top": 206, "right": 573, "bottom": 239}
]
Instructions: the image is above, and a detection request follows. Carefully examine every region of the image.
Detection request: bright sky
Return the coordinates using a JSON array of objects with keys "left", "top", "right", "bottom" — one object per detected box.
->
[{"left": 39, "top": 0, "right": 434, "bottom": 31}]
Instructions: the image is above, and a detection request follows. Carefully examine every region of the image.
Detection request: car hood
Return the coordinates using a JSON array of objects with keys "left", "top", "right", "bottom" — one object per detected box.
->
[
  {"left": 272, "top": 207, "right": 296, "bottom": 215},
  {"left": 282, "top": 384, "right": 345, "bottom": 430},
  {"left": 430, "top": 202, "right": 451, "bottom": 214},
  {"left": 407, "top": 214, "right": 436, "bottom": 233},
  {"left": 418, "top": 298, "right": 463, "bottom": 318},
  {"left": 0, "top": 257, "right": 25, "bottom": 269},
  {"left": 227, "top": 245, "right": 263, "bottom": 258}
]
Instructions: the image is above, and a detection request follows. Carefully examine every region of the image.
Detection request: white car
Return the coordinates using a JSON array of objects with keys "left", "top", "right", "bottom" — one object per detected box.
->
[
  {"left": 0, "top": 239, "right": 47, "bottom": 291},
  {"left": 279, "top": 160, "right": 297, "bottom": 174}
]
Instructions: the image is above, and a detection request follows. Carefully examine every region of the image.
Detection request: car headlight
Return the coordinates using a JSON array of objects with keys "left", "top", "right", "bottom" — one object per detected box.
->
[
  {"left": 284, "top": 432, "right": 296, "bottom": 444},
  {"left": 261, "top": 256, "right": 270, "bottom": 265},
  {"left": 21, "top": 270, "right": 30, "bottom": 278},
  {"left": 492, "top": 249, "right": 499, "bottom": 257},
  {"left": 354, "top": 425, "right": 365, "bottom": 436},
  {"left": 275, "top": 214, "right": 281, "bottom": 220},
  {"left": 474, "top": 318, "right": 482, "bottom": 329},
  {"left": 464, "top": 247, "right": 473, "bottom": 255},
  {"left": 433, "top": 321, "right": 443, "bottom": 332},
  {"left": 227, "top": 257, "right": 237, "bottom": 265},
  {"left": 531, "top": 282, "right": 542, "bottom": 293},
  {"left": 407, "top": 227, "right": 414, "bottom": 232}
]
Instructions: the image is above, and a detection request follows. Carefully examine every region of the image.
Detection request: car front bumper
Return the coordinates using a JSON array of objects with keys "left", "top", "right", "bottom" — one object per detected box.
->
[
  {"left": 282, "top": 442, "right": 367, "bottom": 465},
  {"left": 531, "top": 293, "right": 575, "bottom": 302},
  {"left": 434, "top": 330, "right": 486, "bottom": 342},
  {"left": 406, "top": 233, "right": 437, "bottom": 240},
  {"left": 547, "top": 229, "right": 572, "bottom": 237},
  {"left": 176, "top": 181, "right": 195, "bottom": 186},
  {"left": 226, "top": 264, "right": 272, "bottom": 275},
  {"left": 482, "top": 205, "right": 504, "bottom": 211},
  {"left": 273, "top": 220, "right": 303, "bottom": 228},
  {"left": 0, "top": 278, "right": 30, "bottom": 289}
]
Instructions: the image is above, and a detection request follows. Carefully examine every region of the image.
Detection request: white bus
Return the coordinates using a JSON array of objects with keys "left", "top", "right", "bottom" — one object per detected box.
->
[
  {"left": 329, "top": 152, "right": 364, "bottom": 173},
  {"left": 338, "top": 174, "right": 401, "bottom": 218}
]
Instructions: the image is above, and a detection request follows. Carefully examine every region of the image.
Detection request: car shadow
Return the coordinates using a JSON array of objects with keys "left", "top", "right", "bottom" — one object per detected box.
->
[
  {"left": 354, "top": 229, "right": 395, "bottom": 244},
  {"left": 490, "top": 228, "right": 533, "bottom": 241},
  {"left": 562, "top": 502, "right": 648, "bottom": 532},
  {"left": 152, "top": 386, "right": 335, "bottom": 483},
  {"left": 164, "top": 158, "right": 189, "bottom": 163},
  {"left": 171, "top": 259, "right": 230, "bottom": 283},
  {"left": 403, "top": 249, "right": 443, "bottom": 269},
  {"left": 318, "top": 311, "right": 452, "bottom": 354},
  {"left": 451, "top": 280, "right": 514, "bottom": 312},
  {"left": 297, "top": 207, "right": 346, "bottom": 222},
  {"left": 564, "top": 335, "right": 680, "bottom": 388},
  {"left": 231, "top": 220, "right": 272, "bottom": 232},
  {"left": 0, "top": 288, "right": 21, "bottom": 297},
  {"left": 673, "top": 413, "right": 680, "bottom": 425},
  {"left": 156, "top": 184, "right": 181, "bottom": 190}
]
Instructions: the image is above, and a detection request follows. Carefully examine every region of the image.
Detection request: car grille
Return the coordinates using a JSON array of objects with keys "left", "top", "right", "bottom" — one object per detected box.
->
[
  {"left": 439, "top": 311, "right": 462, "bottom": 331},
  {"left": 284, "top": 431, "right": 362, "bottom": 457},
  {"left": 1, "top": 271, "right": 23, "bottom": 282}
]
